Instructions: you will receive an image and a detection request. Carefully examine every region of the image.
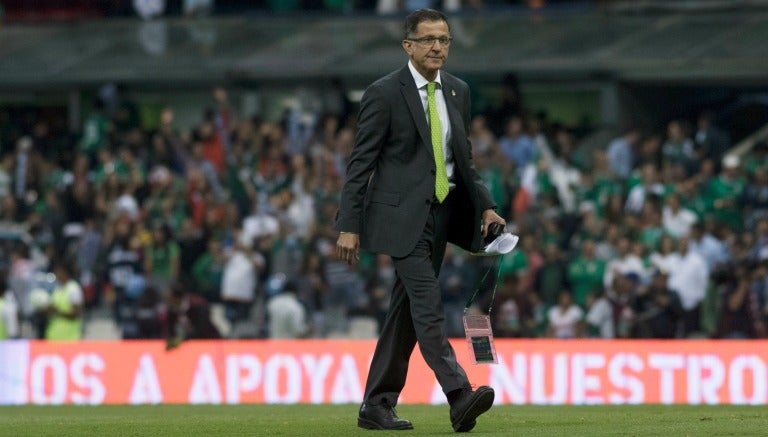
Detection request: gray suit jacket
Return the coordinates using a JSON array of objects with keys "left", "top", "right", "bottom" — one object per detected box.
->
[{"left": 336, "top": 65, "right": 496, "bottom": 258}]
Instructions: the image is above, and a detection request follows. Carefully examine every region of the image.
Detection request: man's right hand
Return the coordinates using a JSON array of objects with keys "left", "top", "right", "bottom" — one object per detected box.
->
[{"left": 336, "top": 232, "right": 360, "bottom": 265}]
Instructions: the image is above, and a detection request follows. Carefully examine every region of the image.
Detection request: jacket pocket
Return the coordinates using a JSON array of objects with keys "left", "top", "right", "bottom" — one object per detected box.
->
[{"left": 368, "top": 189, "right": 400, "bottom": 206}]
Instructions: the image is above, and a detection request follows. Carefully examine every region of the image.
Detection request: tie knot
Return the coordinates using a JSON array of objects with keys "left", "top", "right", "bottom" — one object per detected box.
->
[{"left": 427, "top": 82, "right": 436, "bottom": 95}]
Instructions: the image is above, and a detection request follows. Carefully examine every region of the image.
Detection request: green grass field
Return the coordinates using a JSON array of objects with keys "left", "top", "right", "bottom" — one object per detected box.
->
[{"left": 0, "top": 404, "right": 765, "bottom": 436}]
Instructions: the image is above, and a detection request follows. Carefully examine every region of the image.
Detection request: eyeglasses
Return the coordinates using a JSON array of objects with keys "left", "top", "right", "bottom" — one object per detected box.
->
[{"left": 406, "top": 36, "right": 453, "bottom": 48}]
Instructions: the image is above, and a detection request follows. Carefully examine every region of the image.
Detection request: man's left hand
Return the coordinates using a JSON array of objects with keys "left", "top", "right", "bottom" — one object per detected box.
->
[{"left": 481, "top": 209, "right": 506, "bottom": 238}]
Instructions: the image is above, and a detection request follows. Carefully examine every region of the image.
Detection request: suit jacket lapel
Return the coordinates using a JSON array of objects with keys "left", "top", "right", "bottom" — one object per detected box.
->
[{"left": 399, "top": 67, "right": 432, "bottom": 153}]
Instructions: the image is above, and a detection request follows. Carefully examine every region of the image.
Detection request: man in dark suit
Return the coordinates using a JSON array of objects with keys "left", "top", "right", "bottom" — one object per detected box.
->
[{"left": 335, "top": 8, "right": 505, "bottom": 433}]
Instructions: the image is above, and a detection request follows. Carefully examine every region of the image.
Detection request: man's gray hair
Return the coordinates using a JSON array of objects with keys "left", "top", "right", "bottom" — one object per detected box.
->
[{"left": 404, "top": 8, "right": 450, "bottom": 39}]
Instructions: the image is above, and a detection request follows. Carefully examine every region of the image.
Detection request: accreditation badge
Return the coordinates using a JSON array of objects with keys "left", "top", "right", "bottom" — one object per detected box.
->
[{"left": 463, "top": 314, "right": 498, "bottom": 365}]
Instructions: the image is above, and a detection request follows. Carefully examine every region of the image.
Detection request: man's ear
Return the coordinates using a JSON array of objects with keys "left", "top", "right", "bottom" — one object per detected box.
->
[{"left": 402, "top": 40, "right": 412, "bottom": 56}]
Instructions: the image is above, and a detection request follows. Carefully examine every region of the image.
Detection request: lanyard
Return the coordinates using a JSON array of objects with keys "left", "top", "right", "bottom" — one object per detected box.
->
[{"left": 463, "top": 255, "right": 505, "bottom": 315}]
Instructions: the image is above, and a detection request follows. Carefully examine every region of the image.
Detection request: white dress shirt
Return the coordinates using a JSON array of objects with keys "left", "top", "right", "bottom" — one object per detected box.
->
[
  {"left": 221, "top": 250, "right": 259, "bottom": 302},
  {"left": 1, "top": 292, "right": 19, "bottom": 338},
  {"left": 408, "top": 61, "right": 455, "bottom": 187},
  {"left": 586, "top": 296, "right": 615, "bottom": 339},
  {"left": 267, "top": 292, "right": 307, "bottom": 339},
  {"left": 548, "top": 304, "right": 584, "bottom": 339},
  {"left": 668, "top": 250, "right": 709, "bottom": 311},
  {"left": 663, "top": 206, "right": 697, "bottom": 238}
]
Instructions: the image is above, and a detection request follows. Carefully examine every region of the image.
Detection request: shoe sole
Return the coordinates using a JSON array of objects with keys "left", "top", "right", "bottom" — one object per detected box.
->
[
  {"left": 452, "top": 388, "right": 494, "bottom": 432},
  {"left": 358, "top": 417, "right": 414, "bottom": 431}
]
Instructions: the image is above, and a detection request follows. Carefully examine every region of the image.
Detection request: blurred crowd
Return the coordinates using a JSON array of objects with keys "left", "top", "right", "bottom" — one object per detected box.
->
[{"left": 0, "top": 76, "right": 767, "bottom": 343}]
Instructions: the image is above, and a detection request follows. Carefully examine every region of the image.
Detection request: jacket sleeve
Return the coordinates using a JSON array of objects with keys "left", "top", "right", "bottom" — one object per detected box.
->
[{"left": 335, "top": 83, "right": 390, "bottom": 233}]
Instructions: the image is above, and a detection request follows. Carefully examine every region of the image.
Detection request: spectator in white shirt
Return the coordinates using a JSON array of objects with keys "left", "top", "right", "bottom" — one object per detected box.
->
[
  {"left": 221, "top": 233, "right": 265, "bottom": 332},
  {"left": 604, "top": 236, "right": 645, "bottom": 291},
  {"left": 668, "top": 237, "right": 709, "bottom": 336},
  {"left": 547, "top": 291, "right": 584, "bottom": 339},
  {"left": 585, "top": 291, "right": 614, "bottom": 339},
  {"left": 649, "top": 234, "right": 682, "bottom": 274},
  {"left": 0, "top": 285, "right": 19, "bottom": 340},
  {"left": 266, "top": 275, "right": 307, "bottom": 339},
  {"left": 662, "top": 193, "right": 698, "bottom": 238}
]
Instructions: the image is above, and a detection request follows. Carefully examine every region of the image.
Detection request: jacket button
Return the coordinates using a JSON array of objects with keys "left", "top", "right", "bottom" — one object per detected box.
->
[
  {"left": 431, "top": 169, "right": 436, "bottom": 175},
  {"left": 425, "top": 199, "right": 431, "bottom": 205}
]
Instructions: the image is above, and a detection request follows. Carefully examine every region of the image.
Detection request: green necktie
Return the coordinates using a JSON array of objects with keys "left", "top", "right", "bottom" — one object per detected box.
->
[{"left": 427, "top": 82, "right": 449, "bottom": 203}]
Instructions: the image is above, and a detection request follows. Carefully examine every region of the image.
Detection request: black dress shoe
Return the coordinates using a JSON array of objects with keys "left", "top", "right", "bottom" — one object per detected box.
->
[
  {"left": 358, "top": 402, "right": 414, "bottom": 430},
  {"left": 449, "top": 386, "right": 494, "bottom": 432}
]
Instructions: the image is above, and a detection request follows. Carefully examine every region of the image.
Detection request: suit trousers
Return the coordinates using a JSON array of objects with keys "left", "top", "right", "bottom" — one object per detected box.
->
[{"left": 362, "top": 190, "right": 470, "bottom": 406}]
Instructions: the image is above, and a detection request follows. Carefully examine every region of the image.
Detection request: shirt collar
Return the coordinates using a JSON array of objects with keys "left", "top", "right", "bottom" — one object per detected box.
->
[{"left": 408, "top": 61, "right": 442, "bottom": 90}]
